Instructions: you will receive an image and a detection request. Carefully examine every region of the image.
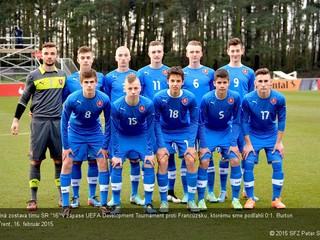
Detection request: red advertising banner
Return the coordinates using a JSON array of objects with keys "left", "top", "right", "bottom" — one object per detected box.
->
[{"left": 0, "top": 83, "right": 25, "bottom": 96}]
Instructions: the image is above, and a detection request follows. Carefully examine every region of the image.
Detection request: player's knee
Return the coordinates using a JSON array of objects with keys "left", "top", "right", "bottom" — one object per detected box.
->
[
  {"left": 230, "top": 157, "right": 240, "bottom": 167},
  {"left": 272, "top": 160, "right": 283, "bottom": 172},
  {"left": 244, "top": 160, "right": 254, "bottom": 171},
  {"left": 144, "top": 160, "right": 153, "bottom": 168},
  {"left": 199, "top": 159, "right": 209, "bottom": 169}
]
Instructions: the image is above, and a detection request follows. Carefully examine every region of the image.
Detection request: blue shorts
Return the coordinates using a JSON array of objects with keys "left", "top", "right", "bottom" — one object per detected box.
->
[
  {"left": 246, "top": 134, "right": 282, "bottom": 163},
  {"left": 162, "top": 131, "right": 190, "bottom": 158},
  {"left": 68, "top": 132, "right": 104, "bottom": 161},
  {"left": 117, "top": 134, "right": 148, "bottom": 162},
  {"left": 204, "top": 127, "right": 237, "bottom": 160}
]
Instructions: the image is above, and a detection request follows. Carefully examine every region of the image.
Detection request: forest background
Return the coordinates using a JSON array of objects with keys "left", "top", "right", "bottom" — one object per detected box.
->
[{"left": 0, "top": 0, "right": 319, "bottom": 76}]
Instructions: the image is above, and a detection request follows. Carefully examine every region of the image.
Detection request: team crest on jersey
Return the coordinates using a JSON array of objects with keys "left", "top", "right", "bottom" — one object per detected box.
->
[
  {"left": 228, "top": 97, "right": 234, "bottom": 105},
  {"left": 242, "top": 68, "right": 248, "bottom": 75},
  {"left": 58, "top": 79, "right": 63, "bottom": 85},
  {"left": 270, "top": 97, "right": 277, "bottom": 105},
  {"left": 181, "top": 98, "right": 188, "bottom": 105},
  {"left": 96, "top": 100, "right": 103, "bottom": 107},
  {"left": 162, "top": 69, "right": 168, "bottom": 76},
  {"left": 139, "top": 105, "right": 145, "bottom": 112},
  {"left": 202, "top": 68, "right": 208, "bottom": 75}
]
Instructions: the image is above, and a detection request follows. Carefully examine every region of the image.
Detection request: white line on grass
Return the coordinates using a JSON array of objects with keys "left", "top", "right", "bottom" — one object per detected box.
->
[{"left": 0, "top": 132, "right": 29, "bottom": 136}]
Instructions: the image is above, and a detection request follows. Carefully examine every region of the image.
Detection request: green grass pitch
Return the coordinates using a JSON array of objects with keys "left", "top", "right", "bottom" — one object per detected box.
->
[{"left": 0, "top": 91, "right": 319, "bottom": 239}]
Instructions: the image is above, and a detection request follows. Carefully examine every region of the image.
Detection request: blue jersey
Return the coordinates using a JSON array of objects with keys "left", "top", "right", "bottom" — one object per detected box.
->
[
  {"left": 111, "top": 96, "right": 154, "bottom": 157},
  {"left": 61, "top": 90, "right": 111, "bottom": 150},
  {"left": 241, "top": 89, "right": 286, "bottom": 139},
  {"left": 198, "top": 90, "right": 241, "bottom": 148},
  {"left": 154, "top": 89, "right": 198, "bottom": 149},
  {"left": 104, "top": 69, "right": 143, "bottom": 102},
  {"left": 220, "top": 64, "right": 255, "bottom": 101},
  {"left": 182, "top": 66, "right": 215, "bottom": 106},
  {"left": 138, "top": 64, "right": 170, "bottom": 100},
  {"left": 63, "top": 71, "right": 105, "bottom": 101}
]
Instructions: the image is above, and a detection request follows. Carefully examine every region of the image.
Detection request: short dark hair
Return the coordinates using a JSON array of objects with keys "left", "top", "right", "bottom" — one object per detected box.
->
[
  {"left": 255, "top": 68, "right": 270, "bottom": 77},
  {"left": 125, "top": 73, "right": 140, "bottom": 84},
  {"left": 227, "top": 38, "right": 242, "bottom": 48},
  {"left": 78, "top": 46, "right": 92, "bottom": 55},
  {"left": 42, "top": 42, "right": 56, "bottom": 49},
  {"left": 215, "top": 69, "right": 229, "bottom": 80},
  {"left": 80, "top": 68, "right": 97, "bottom": 83},
  {"left": 167, "top": 66, "right": 184, "bottom": 81}
]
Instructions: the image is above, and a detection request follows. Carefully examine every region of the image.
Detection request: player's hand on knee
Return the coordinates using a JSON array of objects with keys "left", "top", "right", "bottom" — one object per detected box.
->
[
  {"left": 198, "top": 147, "right": 210, "bottom": 160},
  {"left": 156, "top": 148, "right": 169, "bottom": 162},
  {"left": 242, "top": 144, "right": 255, "bottom": 160},
  {"left": 145, "top": 155, "right": 155, "bottom": 166},
  {"left": 228, "top": 145, "right": 241, "bottom": 159},
  {"left": 184, "top": 147, "right": 197, "bottom": 162},
  {"left": 272, "top": 142, "right": 284, "bottom": 158},
  {"left": 98, "top": 148, "right": 109, "bottom": 159},
  {"left": 62, "top": 148, "right": 73, "bottom": 161},
  {"left": 111, "top": 157, "right": 122, "bottom": 168}
]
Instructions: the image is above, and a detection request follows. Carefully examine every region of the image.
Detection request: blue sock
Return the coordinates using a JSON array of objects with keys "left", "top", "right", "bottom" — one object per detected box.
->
[
  {"left": 207, "top": 159, "right": 215, "bottom": 193},
  {"left": 157, "top": 173, "right": 168, "bottom": 202},
  {"left": 71, "top": 163, "right": 81, "bottom": 198},
  {"left": 99, "top": 171, "right": 109, "bottom": 206},
  {"left": 60, "top": 173, "right": 71, "bottom": 207},
  {"left": 111, "top": 168, "right": 122, "bottom": 206},
  {"left": 197, "top": 167, "right": 208, "bottom": 201},
  {"left": 181, "top": 159, "right": 187, "bottom": 194},
  {"left": 167, "top": 154, "right": 176, "bottom": 191},
  {"left": 143, "top": 167, "right": 155, "bottom": 205},
  {"left": 272, "top": 161, "right": 284, "bottom": 200},
  {"left": 243, "top": 161, "right": 255, "bottom": 199},
  {"left": 186, "top": 171, "right": 197, "bottom": 201},
  {"left": 219, "top": 161, "right": 229, "bottom": 192},
  {"left": 130, "top": 161, "right": 140, "bottom": 196},
  {"left": 230, "top": 165, "right": 242, "bottom": 199},
  {"left": 87, "top": 162, "right": 98, "bottom": 198}
]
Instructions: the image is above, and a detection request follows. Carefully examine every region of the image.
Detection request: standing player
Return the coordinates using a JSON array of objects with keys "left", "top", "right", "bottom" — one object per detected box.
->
[
  {"left": 219, "top": 37, "right": 256, "bottom": 202},
  {"left": 10, "top": 42, "right": 67, "bottom": 210},
  {"left": 154, "top": 66, "right": 199, "bottom": 213},
  {"left": 104, "top": 46, "right": 145, "bottom": 207},
  {"left": 63, "top": 46, "right": 105, "bottom": 209},
  {"left": 241, "top": 68, "right": 286, "bottom": 209},
  {"left": 198, "top": 69, "right": 243, "bottom": 210},
  {"left": 138, "top": 40, "right": 170, "bottom": 100},
  {"left": 110, "top": 74, "right": 156, "bottom": 214},
  {"left": 180, "top": 40, "right": 215, "bottom": 205},
  {"left": 60, "top": 68, "right": 111, "bottom": 217}
]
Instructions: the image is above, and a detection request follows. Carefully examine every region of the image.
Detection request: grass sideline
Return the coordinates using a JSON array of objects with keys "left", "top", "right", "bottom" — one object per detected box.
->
[{"left": 0, "top": 91, "right": 319, "bottom": 239}]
